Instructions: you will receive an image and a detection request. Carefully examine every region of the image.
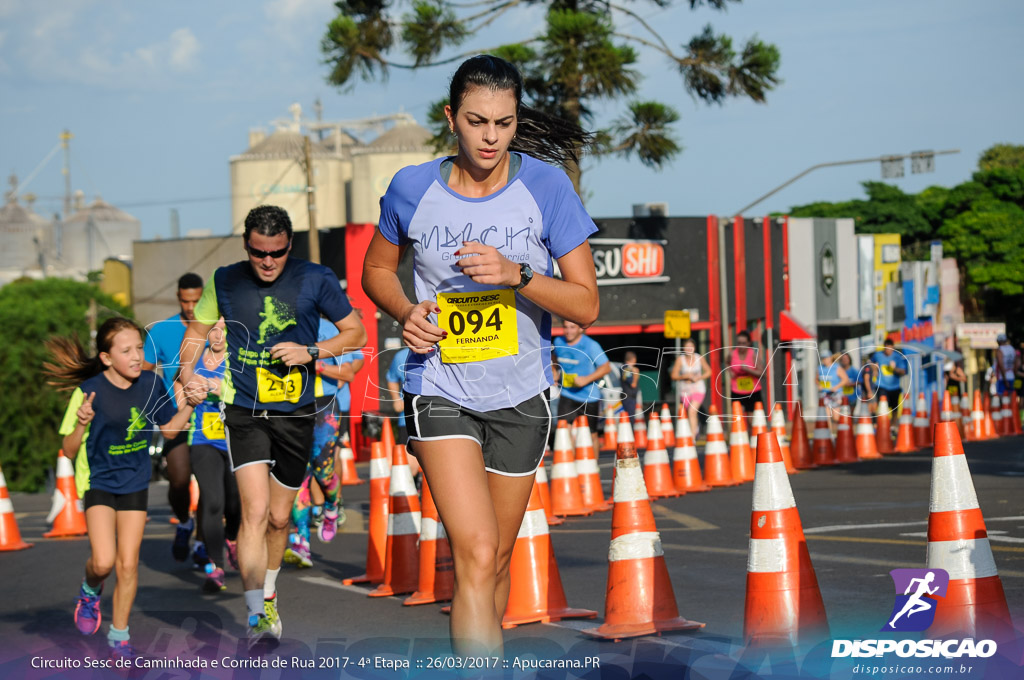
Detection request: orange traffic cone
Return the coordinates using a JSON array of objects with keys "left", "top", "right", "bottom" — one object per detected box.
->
[
  {"left": 660, "top": 404, "right": 676, "bottom": 450},
  {"left": 854, "top": 413, "right": 881, "bottom": 460},
  {"left": 959, "top": 394, "right": 971, "bottom": 435},
  {"left": 876, "top": 395, "right": 895, "bottom": 454},
  {"left": 789, "top": 402, "right": 815, "bottom": 470},
  {"left": 749, "top": 402, "right": 769, "bottom": 454},
  {"left": 703, "top": 414, "right": 740, "bottom": 487},
  {"left": 549, "top": 421, "right": 592, "bottom": 517},
  {"left": 999, "top": 394, "right": 1014, "bottom": 435},
  {"left": 576, "top": 422, "right": 612, "bottom": 511},
  {"left": 602, "top": 407, "right": 618, "bottom": 452},
  {"left": 189, "top": 475, "right": 200, "bottom": 515},
  {"left": 502, "top": 482, "right": 597, "bottom": 628},
  {"left": 632, "top": 406, "right": 648, "bottom": 451},
  {"left": 925, "top": 422, "right": 1015, "bottom": 641},
  {"left": 929, "top": 391, "right": 941, "bottom": 437},
  {"left": 834, "top": 407, "right": 858, "bottom": 464},
  {"left": 44, "top": 452, "right": 87, "bottom": 538},
  {"left": 534, "top": 457, "right": 563, "bottom": 527},
  {"left": 729, "top": 402, "right": 755, "bottom": 483},
  {"left": 991, "top": 395, "right": 1005, "bottom": 436},
  {"left": 582, "top": 435, "right": 704, "bottom": 640},
  {"left": 982, "top": 395, "right": 997, "bottom": 440},
  {"left": 894, "top": 408, "right": 917, "bottom": 453},
  {"left": 343, "top": 441, "right": 390, "bottom": 585},
  {"left": 0, "top": 462, "right": 32, "bottom": 551},
  {"left": 913, "top": 393, "right": 932, "bottom": 449},
  {"left": 744, "top": 432, "right": 829, "bottom": 646},
  {"left": 940, "top": 392, "right": 957, "bottom": 423},
  {"left": 673, "top": 416, "right": 709, "bottom": 493},
  {"left": 643, "top": 414, "right": 681, "bottom": 498},
  {"left": 369, "top": 444, "right": 421, "bottom": 597},
  {"left": 337, "top": 432, "right": 364, "bottom": 485},
  {"left": 404, "top": 479, "right": 453, "bottom": 606},
  {"left": 811, "top": 398, "right": 836, "bottom": 466},
  {"left": 966, "top": 390, "right": 985, "bottom": 441},
  {"left": 770, "top": 405, "right": 796, "bottom": 474}
]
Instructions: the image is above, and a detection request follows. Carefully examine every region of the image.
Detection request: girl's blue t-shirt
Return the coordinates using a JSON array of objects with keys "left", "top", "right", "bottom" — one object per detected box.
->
[{"left": 59, "top": 370, "right": 177, "bottom": 497}]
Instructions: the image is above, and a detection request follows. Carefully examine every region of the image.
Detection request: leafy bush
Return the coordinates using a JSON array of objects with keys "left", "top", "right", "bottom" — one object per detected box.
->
[{"left": 0, "top": 278, "right": 132, "bottom": 492}]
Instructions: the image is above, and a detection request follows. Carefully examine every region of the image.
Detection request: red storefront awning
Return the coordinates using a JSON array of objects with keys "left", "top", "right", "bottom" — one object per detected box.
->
[{"left": 779, "top": 310, "right": 815, "bottom": 341}]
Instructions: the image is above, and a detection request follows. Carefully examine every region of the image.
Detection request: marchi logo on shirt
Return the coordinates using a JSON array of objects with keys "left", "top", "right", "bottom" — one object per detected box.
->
[
  {"left": 258, "top": 296, "right": 297, "bottom": 344},
  {"left": 126, "top": 407, "right": 146, "bottom": 441}
]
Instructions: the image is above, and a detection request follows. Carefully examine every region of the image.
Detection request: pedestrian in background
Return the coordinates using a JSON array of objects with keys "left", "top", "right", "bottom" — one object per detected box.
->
[
  {"left": 671, "top": 337, "right": 710, "bottom": 437},
  {"left": 726, "top": 330, "right": 764, "bottom": 414},
  {"left": 620, "top": 350, "right": 641, "bottom": 417}
]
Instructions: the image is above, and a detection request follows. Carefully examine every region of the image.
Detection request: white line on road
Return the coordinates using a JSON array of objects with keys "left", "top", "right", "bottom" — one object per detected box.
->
[{"left": 300, "top": 575, "right": 390, "bottom": 597}]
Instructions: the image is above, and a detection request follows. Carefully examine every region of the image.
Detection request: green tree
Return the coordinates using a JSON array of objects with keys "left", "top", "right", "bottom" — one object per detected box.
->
[
  {"left": 321, "top": 0, "right": 780, "bottom": 192},
  {"left": 0, "top": 278, "right": 132, "bottom": 492}
]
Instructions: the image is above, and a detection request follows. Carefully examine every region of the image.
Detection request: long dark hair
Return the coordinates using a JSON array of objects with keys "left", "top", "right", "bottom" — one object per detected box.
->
[
  {"left": 449, "top": 55, "right": 592, "bottom": 168},
  {"left": 44, "top": 317, "right": 144, "bottom": 391}
]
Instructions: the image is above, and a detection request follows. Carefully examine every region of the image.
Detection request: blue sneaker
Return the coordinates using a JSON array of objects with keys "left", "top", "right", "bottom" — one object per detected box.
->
[
  {"left": 108, "top": 639, "right": 139, "bottom": 661},
  {"left": 74, "top": 583, "right": 102, "bottom": 635},
  {"left": 192, "top": 541, "right": 209, "bottom": 570},
  {"left": 172, "top": 519, "right": 193, "bottom": 562}
]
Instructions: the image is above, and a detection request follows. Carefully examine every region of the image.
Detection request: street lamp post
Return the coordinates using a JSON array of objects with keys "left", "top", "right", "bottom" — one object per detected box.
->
[{"left": 723, "top": 148, "right": 960, "bottom": 413}]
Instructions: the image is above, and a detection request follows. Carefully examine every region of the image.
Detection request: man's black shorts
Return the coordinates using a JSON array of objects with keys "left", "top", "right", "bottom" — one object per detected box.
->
[
  {"left": 83, "top": 488, "right": 149, "bottom": 512},
  {"left": 405, "top": 392, "right": 550, "bottom": 476},
  {"left": 223, "top": 402, "right": 316, "bottom": 489}
]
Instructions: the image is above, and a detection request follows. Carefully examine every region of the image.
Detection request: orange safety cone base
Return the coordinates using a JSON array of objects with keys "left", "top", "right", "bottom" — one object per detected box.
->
[{"left": 928, "top": 577, "right": 1015, "bottom": 641}]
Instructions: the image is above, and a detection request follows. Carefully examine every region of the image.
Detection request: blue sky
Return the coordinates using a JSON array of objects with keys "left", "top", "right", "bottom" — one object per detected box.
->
[{"left": 2, "top": 0, "right": 1022, "bottom": 240}]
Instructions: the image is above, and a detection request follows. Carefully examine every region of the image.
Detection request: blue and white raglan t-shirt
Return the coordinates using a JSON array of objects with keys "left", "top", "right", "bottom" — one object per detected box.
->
[{"left": 377, "top": 153, "right": 597, "bottom": 412}]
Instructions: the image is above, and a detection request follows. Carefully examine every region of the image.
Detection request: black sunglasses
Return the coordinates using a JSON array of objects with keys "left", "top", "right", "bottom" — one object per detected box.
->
[{"left": 247, "top": 241, "right": 290, "bottom": 259}]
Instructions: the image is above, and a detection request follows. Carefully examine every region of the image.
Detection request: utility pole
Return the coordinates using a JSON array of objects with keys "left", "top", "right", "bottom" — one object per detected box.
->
[
  {"left": 60, "top": 130, "right": 73, "bottom": 218},
  {"left": 303, "top": 135, "right": 321, "bottom": 264}
]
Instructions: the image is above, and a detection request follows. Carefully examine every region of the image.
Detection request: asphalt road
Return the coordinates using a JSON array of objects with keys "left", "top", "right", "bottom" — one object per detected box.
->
[{"left": 2, "top": 433, "right": 1023, "bottom": 680}]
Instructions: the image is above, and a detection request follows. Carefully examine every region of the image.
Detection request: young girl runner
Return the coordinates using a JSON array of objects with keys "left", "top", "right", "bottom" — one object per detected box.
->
[
  {"left": 185, "top": 319, "right": 241, "bottom": 592},
  {"left": 46, "top": 317, "right": 195, "bottom": 659},
  {"left": 363, "top": 54, "right": 599, "bottom": 657}
]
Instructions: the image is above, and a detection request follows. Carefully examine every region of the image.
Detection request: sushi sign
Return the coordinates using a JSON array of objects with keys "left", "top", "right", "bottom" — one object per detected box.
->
[{"left": 590, "top": 239, "right": 669, "bottom": 286}]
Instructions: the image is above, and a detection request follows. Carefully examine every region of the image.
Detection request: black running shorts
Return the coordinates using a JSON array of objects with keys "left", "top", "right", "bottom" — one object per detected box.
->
[
  {"left": 222, "top": 402, "right": 315, "bottom": 489},
  {"left": 404, "top": 392, "right": 550, "bottom": 476},
  {"left": 83, "top": 488, "right": 149, "bottom": 512}
]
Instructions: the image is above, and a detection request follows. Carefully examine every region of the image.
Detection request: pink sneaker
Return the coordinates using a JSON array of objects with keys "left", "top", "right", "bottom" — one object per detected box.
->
[
  {"left": 318, "top": 508, "right": 339, "bottom": 543},
  {"left": 225, "top": 539, "right": 239, "bottom": 570}
]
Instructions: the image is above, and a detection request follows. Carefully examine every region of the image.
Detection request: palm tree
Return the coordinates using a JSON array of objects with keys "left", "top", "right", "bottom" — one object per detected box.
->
[{"left": 322, "top": 0, "right": 780, "bottom": 194}]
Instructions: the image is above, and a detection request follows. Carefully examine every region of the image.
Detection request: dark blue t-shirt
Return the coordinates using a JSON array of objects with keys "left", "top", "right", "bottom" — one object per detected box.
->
[
  {"left": 193, "top": 258, "right": 354, "bottom": 412},
  {"left": 59, "top": 370, "right": 177, "bottom": 497}
]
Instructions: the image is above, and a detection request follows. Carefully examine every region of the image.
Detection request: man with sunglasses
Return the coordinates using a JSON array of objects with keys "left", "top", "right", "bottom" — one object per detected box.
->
[{"left": 177, "top": 205, "right": 366, "bottom": 647}]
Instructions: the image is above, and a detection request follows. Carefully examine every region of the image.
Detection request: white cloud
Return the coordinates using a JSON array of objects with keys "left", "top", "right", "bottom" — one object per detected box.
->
[
  {"left": 168, "top": 27, "right": 200, "bottom": 71},
  {"left": 265, "top": 0, "right": 331, "bottom": 23}
]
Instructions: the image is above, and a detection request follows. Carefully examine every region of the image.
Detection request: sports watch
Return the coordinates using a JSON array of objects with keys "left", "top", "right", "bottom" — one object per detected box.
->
[
  {"left": 307, "top": 345, "right": 320, "bottom": 360},
  {"left": 513, "top": 263, "right": 534, "bottom": 291}
]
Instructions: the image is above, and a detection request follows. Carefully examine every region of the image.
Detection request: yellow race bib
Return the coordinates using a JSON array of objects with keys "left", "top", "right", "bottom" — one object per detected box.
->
[
  {"left": 201, "top": 411, "right": 225, "bottom": 440},
  {"left": 256, "top": 366, "right": 303, "bottom": 404},
  {"left": 737, "top": 376, "right": 755, "bottom": 392},
  {"left": 562, "top": 372, "right": 578, "bottom": 389},
  {"left": 843, "top": 385, "right": 855, "bottom": 396},
  {"left": 818, "top": 379, "right": 831, "bottom": 391},
  {"left": 436, "top": 289, "right": 518, "bottom": 364},
  {"left": 881, "top": 364, "right": 894, "bottom": 377}
]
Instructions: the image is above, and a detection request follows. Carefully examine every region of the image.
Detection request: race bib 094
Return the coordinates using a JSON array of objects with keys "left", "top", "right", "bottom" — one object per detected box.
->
[{"left": 436, "top": 289, "right": 518, "bottom": 364}]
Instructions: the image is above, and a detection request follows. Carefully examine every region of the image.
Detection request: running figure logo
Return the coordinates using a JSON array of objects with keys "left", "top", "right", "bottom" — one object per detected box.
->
[
  {"left": 126, "top": 407, "right": 146, "bottom": 441},
  {"left": 882, "top": 568, "right": 949, "bottom": 632},
  {"left": 258, "top": 296, "right": 297, "bottom": 344}
]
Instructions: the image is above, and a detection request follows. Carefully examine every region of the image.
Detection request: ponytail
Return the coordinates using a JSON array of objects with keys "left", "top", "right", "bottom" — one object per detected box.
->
[
  {"left": 44, "top": 336, "right": 104, "bottom": 391},
  {"left": 44, "top": 317, "right": 144, "bottom": 391},
  {"left": 510, "top": 105, "right": 593, "bottom": 169}
]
